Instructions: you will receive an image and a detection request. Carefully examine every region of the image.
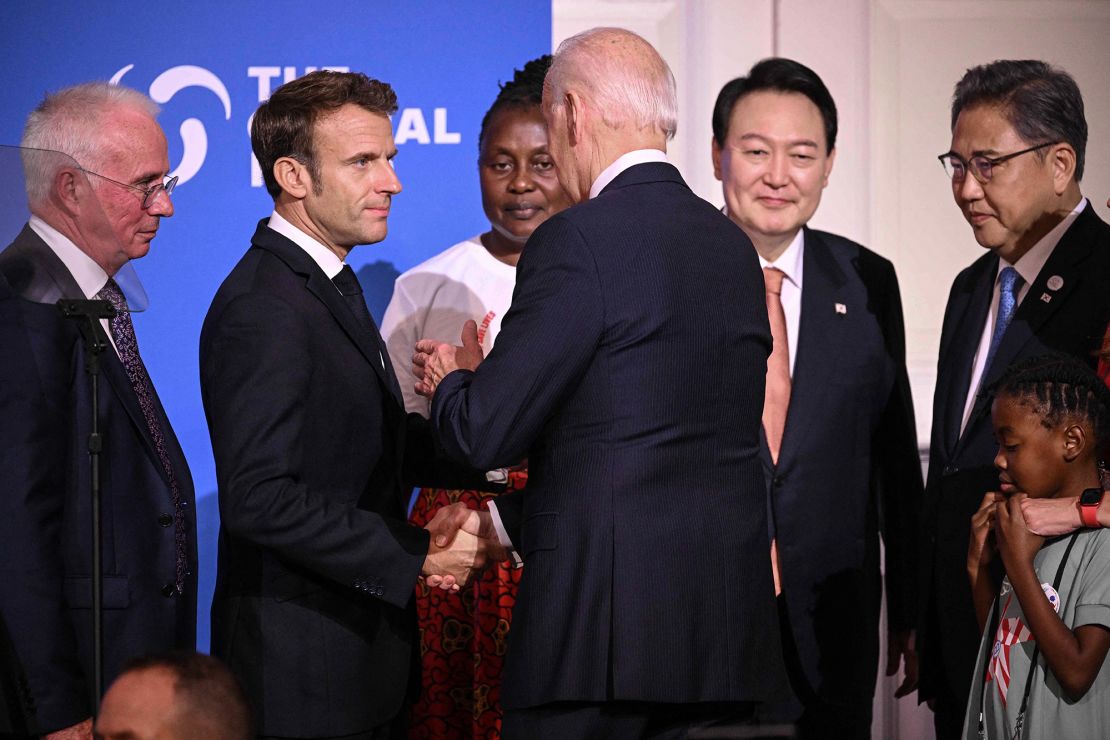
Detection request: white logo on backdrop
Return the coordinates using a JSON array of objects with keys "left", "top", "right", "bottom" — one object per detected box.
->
[
  {"left": 111, "top": 64, "right": 461, "bottom": 188},
  {"left": 111, "top": 64, "right": 232, "bottom": 187}
]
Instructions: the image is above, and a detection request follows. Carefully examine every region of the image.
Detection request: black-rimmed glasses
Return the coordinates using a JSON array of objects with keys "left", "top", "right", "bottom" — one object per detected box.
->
[
  {"left": 937, "top": 142, "right": 1058, "bottom": 184},
  {"left": 79, "top": 168, "right": 178, "bottom": 209}
]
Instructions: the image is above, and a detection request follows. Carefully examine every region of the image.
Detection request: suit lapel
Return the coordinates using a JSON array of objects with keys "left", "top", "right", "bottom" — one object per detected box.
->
[
  {"left": 961, "top": 208, "right": 1099, "bottom": 440},
  {"left": 940, "top": 256, "right": 996, "bottom": 458},
  {"left": 98, "top": 349, "right": 174, "bottom": 486},
  {"left": 2, "top": 227, "right": 176, "bottom": 483},
  {"left": 251, "top": 221, "right": 404, "bottom": 409},
  {"left": 777, "top": 231, "right": 848, "bottom": 468}
]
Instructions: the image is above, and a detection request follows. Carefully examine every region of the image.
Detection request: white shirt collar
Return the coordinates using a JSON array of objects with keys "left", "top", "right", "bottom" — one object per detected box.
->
[
  {"left": 589, "top": 149, "right": 668, "bottom": 200},
  {"left": 268, "top": 210, "right": 346, "bottom": 280},
  {"left": 756, "top": 229, "right": 805, "bottom": 291},
  {"left": 27, "top": 214, "right": 110, "bottom": 299},
  {"left": 1000, "top": 197, "right": 1088, "bottom": 285}
]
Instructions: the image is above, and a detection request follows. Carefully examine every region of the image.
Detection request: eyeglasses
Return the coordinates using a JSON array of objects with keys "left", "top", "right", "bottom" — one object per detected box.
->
[
  {"left": 79, "top": 168, "right": 178, "bottom": 209},
  {"left": 937, "top": 142, "right": 1058, "bottom": 184}
]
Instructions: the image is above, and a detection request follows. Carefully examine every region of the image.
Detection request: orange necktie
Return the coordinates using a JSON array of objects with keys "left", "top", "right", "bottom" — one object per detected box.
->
[
  {"left": 762, "top": 267, "right": 791, "bottom": 463},
  {"left": 762, "top": 267, "right": 790, "bottom": 596}
]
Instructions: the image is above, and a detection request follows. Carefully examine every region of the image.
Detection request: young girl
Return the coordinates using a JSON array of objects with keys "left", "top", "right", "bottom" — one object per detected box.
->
[{"left": 965, "top": 354, "right": 1110, "bottom": 739}]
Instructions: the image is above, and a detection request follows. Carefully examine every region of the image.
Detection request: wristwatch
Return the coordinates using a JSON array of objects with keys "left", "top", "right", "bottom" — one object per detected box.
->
[{"left": 1079, "top": 487, "right": 1104, "bottom": 528}]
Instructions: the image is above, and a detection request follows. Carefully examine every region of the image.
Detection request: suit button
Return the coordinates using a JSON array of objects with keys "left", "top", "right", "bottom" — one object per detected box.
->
[
  {"left": 161, "top": 583, "right": 177, "bottom": 598},
  {"left": 157, "top": 514, "right": 173, "bottom": 527},
  {"left": 376, "top": 587, "right": 384, "bottom": 596},
  {"left": 773, "top": 475, "right": 785, "bottom": 487}
]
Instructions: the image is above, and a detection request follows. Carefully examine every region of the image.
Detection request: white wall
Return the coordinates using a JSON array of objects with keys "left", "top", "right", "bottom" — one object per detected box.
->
[{"left": 551, "top": 2, "right": 1110, "bottom": 738}]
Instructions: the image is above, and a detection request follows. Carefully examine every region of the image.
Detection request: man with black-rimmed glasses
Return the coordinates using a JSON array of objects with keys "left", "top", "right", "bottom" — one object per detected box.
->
[{"left": 919, "top": 59, "right": 1110, "bottom": 739}]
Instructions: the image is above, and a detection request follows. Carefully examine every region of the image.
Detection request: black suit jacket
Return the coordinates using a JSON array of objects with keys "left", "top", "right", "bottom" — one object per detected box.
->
[
  {"left": 769, "top": 228, "right": 923, "bottom": 711},
  {"left": 919, "top": 203, "right": 1110, "bottom": 705},
  {"left": 431, "top": 162, "right": 787, "bottom": 708},
  {"left": 0, "top": 225, "right": 197, "bottom": 733},
  {"left": 201, "top": 220, "right": 486, "bottom": 735}
]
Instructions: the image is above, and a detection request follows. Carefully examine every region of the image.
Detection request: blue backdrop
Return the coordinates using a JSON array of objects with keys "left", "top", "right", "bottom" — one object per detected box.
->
[{"left": 0, "top": 1, "right": 551, "bottom": 650}]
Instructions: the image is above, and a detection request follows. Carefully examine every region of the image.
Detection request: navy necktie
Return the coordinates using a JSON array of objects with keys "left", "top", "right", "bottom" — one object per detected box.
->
[
  {"left": 332, "top": 265, "right": 401, "bottom": 399},
  {"left": 983, "top": 266, "right": 1023, "bottom": 377},
  {"left": 97, "top": 279, "right": 187, "bottom": 595}
]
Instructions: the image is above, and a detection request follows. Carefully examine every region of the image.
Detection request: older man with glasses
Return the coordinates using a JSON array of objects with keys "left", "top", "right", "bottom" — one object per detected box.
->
[
  {"left": 918, "top": 59, "right": 1110, "bottom": 739},
  {"left": 0, "top": 82, "right": 194, "bottom": 740}
]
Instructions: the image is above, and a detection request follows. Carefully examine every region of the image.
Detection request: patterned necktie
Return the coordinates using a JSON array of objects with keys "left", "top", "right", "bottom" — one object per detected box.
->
[
  {"left": 762, "top": 267, "right": 791, "bottom": 464},
  {"left": 332, "top": 265, "right": 401, "bottom": 399},
  {"left": 97, "top": 278, "right": 187, "bottom": 595},
  {"left": 983, "top": 266, "right": 1024, "bottom": 377}
]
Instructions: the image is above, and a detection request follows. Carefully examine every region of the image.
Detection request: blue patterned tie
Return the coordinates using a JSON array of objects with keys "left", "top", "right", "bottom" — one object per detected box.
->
[
  {"left": 983, "top": 266, "right": 1023, "bottom": 377},
  {"left": 98, "top": 279, "right": 187, "bottom": 595}
]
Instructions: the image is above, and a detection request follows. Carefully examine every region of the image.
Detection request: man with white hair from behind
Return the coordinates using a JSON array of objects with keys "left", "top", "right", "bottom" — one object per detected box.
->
[{"left": 416, "top": 27, "right": 787, "bottom": 739}]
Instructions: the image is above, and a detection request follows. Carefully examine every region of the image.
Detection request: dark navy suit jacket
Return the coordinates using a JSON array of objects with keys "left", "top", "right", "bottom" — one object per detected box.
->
[
  {"left": 918, "top": 203, "right": 1110, "bottom": 707},
  {"left": 431, "top": 161, "right": 788, "bottom": 709},
  {"left": 0, "top": 226, "right": 197, "bottom": 733},
  {"left": 201, "top": 221, "right": 488, "bottom": 735},
  {"left": 768, "top": 228, "right": 923, "bottom": 713}
]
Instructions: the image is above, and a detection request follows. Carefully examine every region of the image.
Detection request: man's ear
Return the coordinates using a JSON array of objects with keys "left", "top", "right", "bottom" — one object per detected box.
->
[
  {"left": 564, "top": 91, "right": 582, "bottom": 148},
  {"left": 273, "top": 157, "right": 310, "bottom": 199},
  {"left": 822, "top": 146, "right": 837, "bottom": 188},
  {"left": 53, "top": 168, "right": 82, "bottom": 213},
  {"left": 711, "top": 138, "right": 723, "bottom": 181},
  {"left": 1050, "top": 143, "right": 1077, "bottom": 196}
]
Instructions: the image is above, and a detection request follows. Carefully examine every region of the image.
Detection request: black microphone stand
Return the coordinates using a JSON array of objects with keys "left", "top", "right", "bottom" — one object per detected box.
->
[{"left": 56, "top": 298, "right": 114, "bottom": 709}]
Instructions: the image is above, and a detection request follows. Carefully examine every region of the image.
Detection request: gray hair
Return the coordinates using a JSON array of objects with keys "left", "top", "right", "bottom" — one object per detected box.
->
[
  {"left": 546, "top": 27, "right": 678, "bottom": 140},
  {"left": 20, "top": 82, "right": 160, "bottom": 205}
]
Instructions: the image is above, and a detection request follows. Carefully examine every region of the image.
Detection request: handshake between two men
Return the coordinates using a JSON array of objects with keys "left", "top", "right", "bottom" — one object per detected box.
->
[{"left": 416, "top": 320, "right": 508, "bottom": 592}]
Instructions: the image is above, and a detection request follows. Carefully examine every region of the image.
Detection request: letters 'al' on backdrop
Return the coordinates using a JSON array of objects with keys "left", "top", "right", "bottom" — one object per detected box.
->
[{"left": 0, "top": 1, "right": 551, "bottom": 649}]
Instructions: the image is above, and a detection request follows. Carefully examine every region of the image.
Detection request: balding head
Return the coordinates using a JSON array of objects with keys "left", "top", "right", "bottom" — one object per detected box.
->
[
  {"left": 542, "top": 27, "right": 677, "bottom": 201},
  {"left": 546, "top": 27, "right": 677, "bottom": 140},
  {"left": 95, "top": 652, "right": 252, "bottom": 740}
]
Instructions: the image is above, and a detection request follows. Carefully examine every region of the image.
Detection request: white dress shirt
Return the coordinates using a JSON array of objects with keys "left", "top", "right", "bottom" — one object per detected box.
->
[
  {"left": 588, "top": 149, "right": 668, "bottom": 199},
  {"left": 959, "top": 198, "right": 1089, "bottom": 433},
  {"left": 268, "top": 210, "right": 345, "bottom": 280},
  {"left": 28, "top": 214, "right": 119, "bottom": 356},
  {"left": 267, "top": 210, "right": 386, "bottom": 370}
]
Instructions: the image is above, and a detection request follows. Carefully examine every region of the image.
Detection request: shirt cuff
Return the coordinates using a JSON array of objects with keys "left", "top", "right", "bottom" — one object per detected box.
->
[{"left": 487, "top": 500, "right": 522, "bottom": 568}]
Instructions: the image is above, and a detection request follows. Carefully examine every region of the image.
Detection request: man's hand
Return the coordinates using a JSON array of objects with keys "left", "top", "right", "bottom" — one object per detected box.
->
[
  {"left": 886, "top": 629, "right": 919, "bottom": 698},
  {"left": 422, "top": 526, "right": 484, "bottom": 592},
  {"left": 47, "top": 718, "right": 92, "bottom": 740},
  {"left": 413, "top": 320, "right": 484, "bottom": 398},
  {"left": 1021, "top": 495, "right": 1082, "bottom": 536},
  {"left": 996, "top": 493, "right": 1044, "bottom": 572},
  {"left": 422, "top": 503, "right": 508, "bottom": 591}
]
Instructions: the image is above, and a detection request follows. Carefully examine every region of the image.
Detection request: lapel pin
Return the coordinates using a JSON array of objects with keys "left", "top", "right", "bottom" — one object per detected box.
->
[
  {"left": 834, "top": 303, "right": 847, "bottom": 315},
  {"left": 1046, "top": 275, "right": 1064, "bottom": 291},
  {"left": 1040, "top": 292, "right": 1052, "bottom": 303}
]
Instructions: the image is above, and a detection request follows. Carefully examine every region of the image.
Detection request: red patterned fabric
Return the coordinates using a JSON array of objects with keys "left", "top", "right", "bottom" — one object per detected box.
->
[{"left": 407, "top": 471, "right": 526, "bottom": 740}]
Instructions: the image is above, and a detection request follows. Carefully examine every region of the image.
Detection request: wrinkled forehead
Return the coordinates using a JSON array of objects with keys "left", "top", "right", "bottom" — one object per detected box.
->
[{"left": 94, "top": 108, "right": 169, "bottom": 176}]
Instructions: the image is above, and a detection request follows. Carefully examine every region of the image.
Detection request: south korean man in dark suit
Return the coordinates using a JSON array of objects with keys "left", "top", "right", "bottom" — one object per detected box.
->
[
  {"left": 919, "top": 60, "right": 1110, "bottom": 739},
  {"left": 711, "top": 58, "right": 923, "bottom": 738}
]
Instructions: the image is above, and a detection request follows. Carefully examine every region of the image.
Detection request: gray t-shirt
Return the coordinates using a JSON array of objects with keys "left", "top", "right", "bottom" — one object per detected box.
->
[{"left": 963, "top": 528, "right": 1110, "bottom": 739}]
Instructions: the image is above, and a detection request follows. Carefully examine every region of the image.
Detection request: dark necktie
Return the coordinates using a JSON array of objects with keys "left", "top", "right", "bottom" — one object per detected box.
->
[
  {"left": 332, "top": 265, "right": 401, "bottom": 399},
  {"left": 97, "top": 278, "right": 187, "bottom": 595},
  {"left": 983, "top": 266, "right": 1023, "bottom": 377}
]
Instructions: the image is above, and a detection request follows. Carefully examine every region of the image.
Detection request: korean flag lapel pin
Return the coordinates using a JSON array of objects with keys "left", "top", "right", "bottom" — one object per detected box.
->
[
  {"left": 1042, "top": 275, "right": 1064, "bottom": 304},
  {"left": 834, "top": 302, "right": 847, "bottom": 316}
]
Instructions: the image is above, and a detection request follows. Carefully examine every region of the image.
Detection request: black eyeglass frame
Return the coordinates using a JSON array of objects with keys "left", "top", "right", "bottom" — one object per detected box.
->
[
  {"left": 79, "top": 167, "right": 178, "bottom": 209},
  {"left": 936, "top": 141, "right": 1059, "bottom": 184}
]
